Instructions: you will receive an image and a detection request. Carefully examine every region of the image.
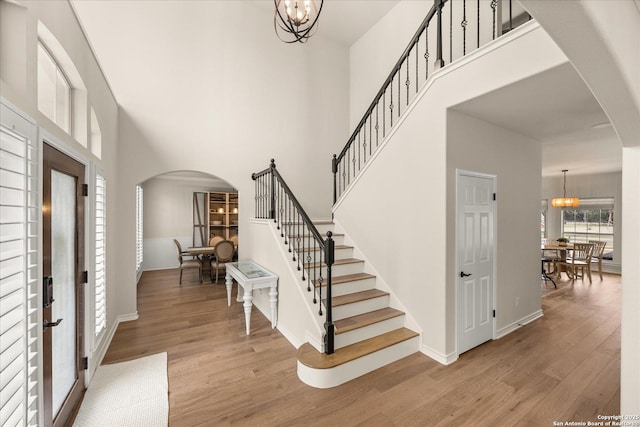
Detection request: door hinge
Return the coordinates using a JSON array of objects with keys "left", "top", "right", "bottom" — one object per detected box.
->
[
  {"left": 492, "top": 309, "right": 496, "bottom": 318},
  {"left": 81, "top": 271, "right": 88, "bottom": 284},
  {"left": 82, "top": 357, "right": 88, "bottom": 370},
  {"left": 493, "top": 193, "right": 496, "bottom": 201},
  {"left": 82, "top": 184, "right": 89, "bottom": 197}
]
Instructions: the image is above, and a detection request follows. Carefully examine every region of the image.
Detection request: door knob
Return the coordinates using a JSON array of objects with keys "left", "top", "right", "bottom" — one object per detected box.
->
[
  {"left": 43, "top": 318, "right": 63, "bottom": 330},
  {"left": 460, "top": 271, "right": 472, "bottom": 278}
]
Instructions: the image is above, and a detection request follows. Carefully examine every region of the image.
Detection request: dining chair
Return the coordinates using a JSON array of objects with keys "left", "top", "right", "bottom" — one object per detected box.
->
[
  {"left": 558, "top": 242, "right": 593, "bottom": 283},
  {"left": 209, "top": 235, "right": 224, "bottom": 247},
  {"left": 173, "top": 239, "right": 202, "bottom": 285},
  {"left": 541, "top": 248, "right": 559, "bottom": 288},
  {"left": 588, "top": 240, "right": 607, "bottom": 280},
  {"left": 210, "top": 240, "right": 235, "bottom": 283}
]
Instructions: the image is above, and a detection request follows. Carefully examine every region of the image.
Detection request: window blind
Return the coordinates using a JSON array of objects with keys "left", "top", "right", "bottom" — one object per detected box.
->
[
  {"left": 95, "top": 174, "right": 106, "bottom": 336},
  {"left": 0, "top": 112, "right": 40, "bottom": 426},
  {"left": 135, "top": 185, "right": 143, "bottom": 273}
]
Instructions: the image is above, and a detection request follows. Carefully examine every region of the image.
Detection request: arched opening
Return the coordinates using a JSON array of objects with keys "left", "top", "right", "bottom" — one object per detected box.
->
[{"left": 136, "top": 170, "right": 238, "bottom": 285}]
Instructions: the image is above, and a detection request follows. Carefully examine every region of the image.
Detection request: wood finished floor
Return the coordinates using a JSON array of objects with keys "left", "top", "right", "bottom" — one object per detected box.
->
[{"left": 102, "top": 269, "right": 621, "bottom": 426}]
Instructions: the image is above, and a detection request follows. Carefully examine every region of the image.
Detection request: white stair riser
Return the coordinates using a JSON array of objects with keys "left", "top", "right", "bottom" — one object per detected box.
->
[
  {"left": 284, "top": 233, "right": 345, "bottom": 246},
  {"left": 335, "top": 316, "right": 405, "bottom": 349},
  {"left": 296, "top": 246, "right": 353, "bottom": 261},
  {"left": 329, "top": 277, "right": 376, "bottom": 297},
  {"left": 332, "top": 295, "right": 390, "bottom": 320},
  {"left": 297, "top": 336, "right": 420, "bottom": 389},
  {"left": 314, "top": 224, "right": 335, "bottom": 235},
  {"left": 307, "top": 262, "right": 364, "bottom": 277}
]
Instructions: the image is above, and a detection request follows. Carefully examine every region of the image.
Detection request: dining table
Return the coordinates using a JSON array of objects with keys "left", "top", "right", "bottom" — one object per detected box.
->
[
  {"left": 542, "top": 243, "right": 574, "bottom": 279},
  {"left": 187, "top": 246, "right": 216, "bottom": 281}
]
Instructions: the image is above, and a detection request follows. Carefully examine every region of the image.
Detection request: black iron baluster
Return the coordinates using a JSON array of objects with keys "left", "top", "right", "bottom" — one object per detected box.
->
[
  {"left": 415, "top": 39, "right": 419, "bottom": 94},
  {"left": 312, "top": 238, "right": 317, "bottom": 304},
  {"left": 425, "top": 24, "right": 430, "bottom": 79},
  {"left": 269, "top": 160, "right": 275, "bottom": 220},
  {"left": 363, "top": 120, "right": 367, "bottom": 164},
  {"left": 383, "top": 91, "right": 386, "bottom": 137},
  {"left": 368, "top": 114, "right": 372, "bottom": 156},
  {"left": 509, "top": 0, "right": 513, "bottom": 32},
  {"left": 352, "top": 144, "right": 356, "bottom": 178},
  {"left": 462, "top": 0, "right": 467, "bottom": 55},
  {"left": 405, "top": 53, "right": 410, "bottom": 105},
  {"left": 477, "top": 0, "right": 480, "bottom": 49},
  {"left": 375, "top": 103, "right": 379, "bottom": 146},
  {"left": 449, "top": 0, "right": 453, "bottom": 63},
  {"left": 491, "top": 0, "right": 497, "bottom": 39},
  {"left": 398, "top": 69, "right": 401, "bottom": 117},
  {"left": 358, "top": 132, "right": 361, "bottom": 171},
  {"left": 390, "top": 75, "right": 394, "bottom": 127},
  {"left": 435, "top": 0, "right": 444, "bottom": 69}
]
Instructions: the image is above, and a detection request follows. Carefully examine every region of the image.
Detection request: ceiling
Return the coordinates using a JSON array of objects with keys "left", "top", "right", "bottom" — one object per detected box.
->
[
  {"left": 452, "top": 63, "right": 622, "bottom": 177},
  {"left": 71, "top": 0, "right": 622, "bottom": 181}
]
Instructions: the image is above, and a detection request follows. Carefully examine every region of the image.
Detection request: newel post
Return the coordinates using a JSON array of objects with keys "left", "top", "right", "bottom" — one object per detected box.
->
[
  {"left": 332, "top": 154, "right": 338, "bottom": 205},
  {"left": 324, "top": 231, "right": 335, "bottom": 354},
  {"left": 269, "top": 159, "right": 276, "bottom": 221}
]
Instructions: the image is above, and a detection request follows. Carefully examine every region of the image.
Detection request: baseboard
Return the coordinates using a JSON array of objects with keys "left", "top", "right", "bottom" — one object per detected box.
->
[
  {"left": 421, "top": 344, "right": 458, "bottom": 365},
  {"left": 275, "top": 323, "right": 303, "bottom": 350},
  {"left": 118, "top": 312, "right": 139, "bottom": 323},
  {"left": 496, "top": 309, "right": 543, "bottom": 339}
]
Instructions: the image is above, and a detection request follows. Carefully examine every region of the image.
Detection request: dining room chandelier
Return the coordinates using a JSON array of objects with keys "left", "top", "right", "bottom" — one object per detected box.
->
[
  {"left": 551, "top": 169, "right": 580, "bottom": 208},
  {"left": 274, "top": 0, "right": 324, "bottom": 43}
]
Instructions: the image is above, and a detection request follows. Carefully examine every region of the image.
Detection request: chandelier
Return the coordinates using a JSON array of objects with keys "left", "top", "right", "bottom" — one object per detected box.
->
[
  {"left": 274, "top": 0, "right": 324, "bottom": 43},
  {"left": 551, "top": 170, "right": 580, "bottom": 208}
]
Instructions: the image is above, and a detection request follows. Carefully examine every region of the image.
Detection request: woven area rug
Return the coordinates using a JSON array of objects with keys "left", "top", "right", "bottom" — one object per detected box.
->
[{"left": 73, "top": 353, "right": 168, "bottom": 427}]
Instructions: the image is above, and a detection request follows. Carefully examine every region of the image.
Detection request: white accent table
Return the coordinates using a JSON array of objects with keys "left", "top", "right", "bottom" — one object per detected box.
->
[{"left": 225, "top": 261, "right": 278, "bottom": 335}]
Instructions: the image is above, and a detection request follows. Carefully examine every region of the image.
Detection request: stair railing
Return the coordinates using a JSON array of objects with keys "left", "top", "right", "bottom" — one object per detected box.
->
[
  {"left": 252, "top": 159, "right": 335, "bottom": 354},
  {"left": 333, "top": 0, "right": 529, "bottom": 203}
]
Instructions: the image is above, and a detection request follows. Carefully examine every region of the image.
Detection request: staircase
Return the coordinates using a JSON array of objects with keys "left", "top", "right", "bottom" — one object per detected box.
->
[{"left": 289, "top": 221, "right": 420, "bottom": 388}]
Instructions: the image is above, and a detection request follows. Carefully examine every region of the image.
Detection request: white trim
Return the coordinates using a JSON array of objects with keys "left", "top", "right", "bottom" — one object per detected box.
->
[
  {"left": 420, "top": 344, "right": 459, "bottom": 366},
  {"left": 333, "top": 20, "right": 540, "bottom": 212},
  {"left": 495, "top": 309, "right": 543, "bottom": 339}
]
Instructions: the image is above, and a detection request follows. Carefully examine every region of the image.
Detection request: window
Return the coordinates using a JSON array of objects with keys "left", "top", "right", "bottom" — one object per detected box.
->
[
  {"left": 562, "top": 197, "right": 614, "bottom": 250},
  {"left": 90, "top": 107, "right": 102, "bottom": 159},
  {"left": 541, "top": 199, "right": 548, "bottom": 240},
  {"left": 0, "top": 104, "right": 40, "bottom": 426},
  {"left": 95, "top": 174, "right": 106, "bottom": 336},
  {"left": 37, "top": 42, "right": 71, "bottom": 132},
  {"left": 136, "top": 185, "right": 144, "bottom": 274}
]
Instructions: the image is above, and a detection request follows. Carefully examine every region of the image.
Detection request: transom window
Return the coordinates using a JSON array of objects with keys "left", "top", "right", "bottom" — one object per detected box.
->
[{"left": 37, "top": 42, "right": 71, "bottom": 133}]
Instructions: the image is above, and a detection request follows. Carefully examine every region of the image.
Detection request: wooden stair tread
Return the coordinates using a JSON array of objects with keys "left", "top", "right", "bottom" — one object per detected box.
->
[
  {"left": 297, "top": 328, "right": 419, "bottom": 369},
  {"left": 298, "top": 245, "right": 352, "bottom": 252},
  {"left": 288, "top": 233, "right": 344, "bottom": 238},
  {"left": 282, "top": 220, "right": 334, "bottom": 225},
  {"left": 314, "top": 272, "right": 376, "bottom": 287},
  {"left": 304, "top": 258, "right": 363, "bottom": 268},
  {"left": 334, "top": 307, "right": 405, "bottom": 334},
  {"left": 331, "top": 289, "right": 389, "bottom": 307}
]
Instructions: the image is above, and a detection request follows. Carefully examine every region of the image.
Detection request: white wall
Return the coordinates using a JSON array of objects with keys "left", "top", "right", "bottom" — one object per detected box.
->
[
  {"left": 0, "top": 0, "right": 119, "bottom": 382},
  {"left": 335, "top": 23, "right": 567, "bottom": 360},
  {"left": 542, "top": 171, "right": 622, "bottom": 271},
  {"left": 446, "top": 110, "right": 542, "bottom": 349},
  {"left": 141, "top": 175, "right": 233, "bottom": 271},
  {"left": 71, "top": 0, "right": 353, "bottom": 317}
]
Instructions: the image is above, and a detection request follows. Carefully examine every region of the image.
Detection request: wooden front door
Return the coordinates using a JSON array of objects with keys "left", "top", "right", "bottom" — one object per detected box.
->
[{"left": 42, "top": 143, "right": 85, "bottom": 427}]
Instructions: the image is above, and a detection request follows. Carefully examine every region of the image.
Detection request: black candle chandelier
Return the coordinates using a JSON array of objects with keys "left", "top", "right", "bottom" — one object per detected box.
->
[{"left": 274, "top": 0, "right": 324, "bottom": 43}]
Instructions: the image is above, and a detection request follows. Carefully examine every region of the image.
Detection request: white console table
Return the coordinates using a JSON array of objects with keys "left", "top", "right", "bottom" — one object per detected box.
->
[{"left": 225, "top": 261, "right": 278, "bottom": 335}]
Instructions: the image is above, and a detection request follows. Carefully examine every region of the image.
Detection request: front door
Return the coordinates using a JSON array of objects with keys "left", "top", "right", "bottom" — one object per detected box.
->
[
  {"left": 42, "top": 143, "right": 85, "bottom": 427},
  {"left": 456, "top": 171, "right": 495, "bottom": 354}
]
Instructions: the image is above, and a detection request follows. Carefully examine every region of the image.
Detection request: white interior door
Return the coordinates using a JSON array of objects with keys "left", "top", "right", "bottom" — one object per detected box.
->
[{"left": 456, "top": 171, "right": 495, "bottom": 355}]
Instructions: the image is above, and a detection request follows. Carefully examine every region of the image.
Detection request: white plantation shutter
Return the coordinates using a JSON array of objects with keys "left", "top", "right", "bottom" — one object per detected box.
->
[
  {"left": 0, "top": 106, "right": 40, "bottom": 426},
  {"left": 135, "top": 185, "right": 143, "bottom": 273},
  {"left": 94, "top": 174, "right": 106, "bottom": 336}
]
